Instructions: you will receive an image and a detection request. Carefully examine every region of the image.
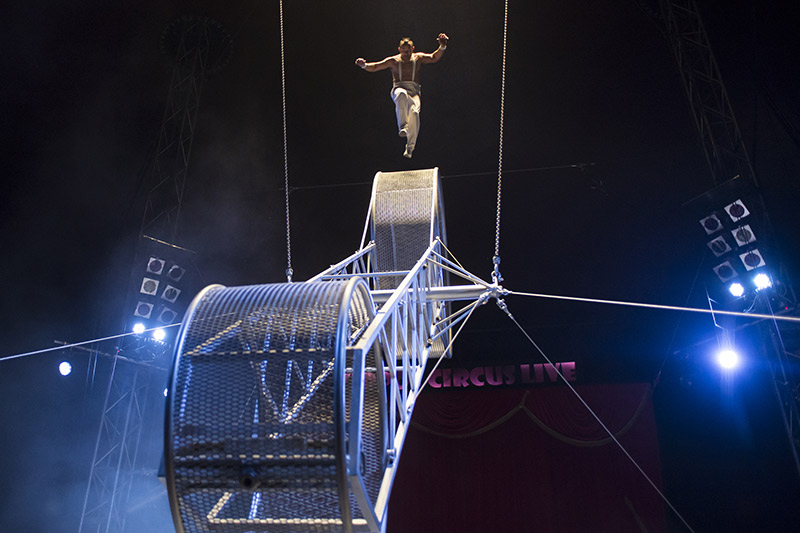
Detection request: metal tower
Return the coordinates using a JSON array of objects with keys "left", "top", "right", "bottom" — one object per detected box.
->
[
  {"left": 141, "top": 15, "right": 233, "bottom": 244},
  {"left": 79, "top": 16, "right": 232, "bottom": 532},
  {"left": 661, "top": 0, "right": 756, "bottom": 186},
  {"left": 78, "top": 351, "right": 166, "bottom": 533},
  {"left": 660, "top": 0, "right": 800, "bottom": 480}
]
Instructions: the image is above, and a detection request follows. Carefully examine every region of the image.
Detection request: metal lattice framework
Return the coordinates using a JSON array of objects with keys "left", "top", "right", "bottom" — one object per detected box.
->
[
  {"left": 141, "top": 16, "right": 232, "bottom": 243},
  {"left": 661, "top": 0, "right": 756, "bottom": 186},
  {"left": 79, "top": 356, "right": 151, "bottom": 533},
  {"left": 661, "top": 0, "right": 800, "bottom": 480},
  {"left": 761, "top": 302, "right": 800, "bottom": 479},
  {"left": 80, "top": 17, "right": 233, "bottom": 533},
  {"left": 164, "top": 168, "right": 493, "bottom": 532}
]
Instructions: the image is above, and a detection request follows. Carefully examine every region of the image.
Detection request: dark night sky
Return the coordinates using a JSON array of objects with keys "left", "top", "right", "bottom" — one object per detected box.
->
[{"left": 2, "top": 1, "right": 800, "bottom": 531}]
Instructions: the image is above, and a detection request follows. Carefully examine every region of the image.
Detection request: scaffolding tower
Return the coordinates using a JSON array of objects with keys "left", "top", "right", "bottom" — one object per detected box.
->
[
  {"left": 78, "top": 16, "right": 232, "bottom": 532},
  {"left": 660, "top": 0, "right": 800, "bottom": 480},
  {"left": 661, "top": 0, "right": 756, "bottom": 187}
]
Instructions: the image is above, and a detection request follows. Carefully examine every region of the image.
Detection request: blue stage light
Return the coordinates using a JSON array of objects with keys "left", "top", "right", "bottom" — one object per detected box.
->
[
  {"left": 716, "top": 349, "right": 739, "bottom": 370},
  {"left": 728, "top": 282, "right": 745, "bottom": 297},
  {"left": 59, "top": 361, "right": 72, "bottom": 376},
  {"left": 753, "top": 272, "right": 772, "bottom": 291}
]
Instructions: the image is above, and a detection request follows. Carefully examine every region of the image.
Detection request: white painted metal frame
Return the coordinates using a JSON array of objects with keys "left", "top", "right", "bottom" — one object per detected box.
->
[{"left": 340, "top": 238, "right": 492, "bottom": 532}]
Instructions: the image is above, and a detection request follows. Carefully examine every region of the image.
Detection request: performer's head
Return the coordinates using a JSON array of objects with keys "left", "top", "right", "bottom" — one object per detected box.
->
[{"left": 398, "top": 37, "right": 414, "bottom": 60}]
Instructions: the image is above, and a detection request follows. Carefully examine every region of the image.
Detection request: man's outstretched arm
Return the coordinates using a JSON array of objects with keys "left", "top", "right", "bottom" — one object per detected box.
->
[
  {"left": 355, "top": 56, "right": 395, "bottom": 72},
  {"left": 417, "top": 33, "right": 449, "bottom": 64}
]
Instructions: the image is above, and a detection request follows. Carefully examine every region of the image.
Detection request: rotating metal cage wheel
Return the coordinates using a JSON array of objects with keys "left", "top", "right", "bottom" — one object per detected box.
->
[{"left": 164, "top": 279, "right": 387, "bottom": 532}]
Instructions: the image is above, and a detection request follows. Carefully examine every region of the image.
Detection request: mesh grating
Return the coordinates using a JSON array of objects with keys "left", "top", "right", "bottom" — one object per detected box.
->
[
  {"left": 373, "top": 169, "right": 437, "bottom": 289},
  {"left": 166, "top": 281, "right": 383, "bottom": 532}
]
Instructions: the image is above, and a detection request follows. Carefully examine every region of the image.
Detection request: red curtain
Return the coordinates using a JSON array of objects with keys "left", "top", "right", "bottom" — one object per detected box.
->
[{"left": 387, "top": 383, "right": 666, "bottom": 532}]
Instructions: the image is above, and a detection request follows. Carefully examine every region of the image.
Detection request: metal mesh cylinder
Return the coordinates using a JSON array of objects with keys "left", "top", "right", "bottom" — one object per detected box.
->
[
  {"left": 372, "top": 168, "right": 443, "bottom": 289},
  {"left": 165, "top": 280, "right": 382, "bottom": 532}
]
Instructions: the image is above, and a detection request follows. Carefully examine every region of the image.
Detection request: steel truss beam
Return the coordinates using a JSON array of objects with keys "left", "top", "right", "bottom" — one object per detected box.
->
[
  {"left": 661, "top": 0, "right": 756, "bottom": 186},
  {"left": 79, "top": 357, "right": 149, "bottom": 532},
  {"left": 661, "top": 0, "right": 800, "bottom": 481},
  {"left": 316, "top": 239, "right": 496, "bottom": 531}
]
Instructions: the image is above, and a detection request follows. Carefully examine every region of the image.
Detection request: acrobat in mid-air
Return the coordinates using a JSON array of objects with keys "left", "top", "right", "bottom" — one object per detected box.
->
[{"left": 355, "top": 33, "right": 449, "bottom": 158}]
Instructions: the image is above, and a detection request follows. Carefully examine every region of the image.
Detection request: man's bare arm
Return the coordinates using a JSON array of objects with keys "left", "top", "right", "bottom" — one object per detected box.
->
[
  {"left": 417, "top": 33, "right": 449, "bottom": 64},
  {"left": 355, "top": 56, "right": 396, "bottom": 72}
]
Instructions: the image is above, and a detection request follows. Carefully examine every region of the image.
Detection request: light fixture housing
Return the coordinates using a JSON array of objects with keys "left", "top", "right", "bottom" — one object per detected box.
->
[
  {"left": 140, "top": 277, "right": 160, "bottom": 296},
  {"left": 707, "top": 236, "right": 732, "bottom": 257},
  {"left": 146, "top": 257, "right": 165, "bottom": 275},
  {"left": 158, "top": 307, "right": 178, "bottom": 324},
  {"left": 161, "top": 285, "right": 181, "bottom": 303},
  {"left": 134, "top": 301, "right": 154, "bottom": 319},
  {"left": 724, "top": 199, "right": 750, "bottom": 222},
  {"left": 739, "top": 249, "right": 766, "bottom": 271},
  {"left": 712, "top": 261, "right": 738, "bottom": 282},
  {"left": 700, "top": 213, "right": 723, "bottom": 234},
  {"left": 731, "top": 225, "right": 756, "bottom": 247},
  {"left": 167, "top": 264, "right": 186, "bottom": 282}
]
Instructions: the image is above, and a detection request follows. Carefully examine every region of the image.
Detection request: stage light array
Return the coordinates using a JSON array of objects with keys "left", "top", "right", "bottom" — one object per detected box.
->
[
  {"left": 129, "top": 251, "right": 191, "bottom": 341},
  {"left": 699, "top": 197, "right": 774, "bottom": 300}
]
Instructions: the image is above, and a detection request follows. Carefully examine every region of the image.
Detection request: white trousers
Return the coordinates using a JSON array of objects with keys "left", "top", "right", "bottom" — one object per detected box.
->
[{"left": 391, "top": 82, "right": 421, "bottom": 150}]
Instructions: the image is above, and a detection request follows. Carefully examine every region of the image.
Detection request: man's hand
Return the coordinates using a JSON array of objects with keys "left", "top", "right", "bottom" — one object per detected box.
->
[
  {"left": 355, "top": 58, "right": 367, "bottom": 69},
  {"left": 437, "top": 33, "right": 449, "bottom": 47}
]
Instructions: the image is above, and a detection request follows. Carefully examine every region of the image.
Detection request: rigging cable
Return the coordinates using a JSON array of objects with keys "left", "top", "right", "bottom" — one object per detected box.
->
[
  {"left": 4, "top": 290, "right": 798, "bottom": 363},
  {"left": 272, "top": 163, "right": 596, "bottom": 192},
  {"left": 418, "top": 296, "right": 485, "bottom": 397},
  {"left": 0, "top": 324, "right": 181, "bottom": 363},
  {"left": 492, "top": 0, "right": 509, "bottom": 285},
  {"left": 497, "top": 299, "right": 696, "bottom": 532},
  {"left": 508, "top": 290, "right": 800, "bottom": 323},
  {"left": 279, "top": 0, "right": 293, "bottom": 282}
]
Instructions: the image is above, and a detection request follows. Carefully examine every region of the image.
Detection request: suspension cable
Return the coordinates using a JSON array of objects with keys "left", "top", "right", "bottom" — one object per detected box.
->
[
  {"left": 508, "top": 290, "right": 800, "bottom": 323},
  {"left": 496, "top": 299, "right": 696, "bottom": 532},
  {"left": 492, "top": 0, "right": 509, "bottom": 285},
  {"left": 278, "top": 0, "right": 293, "bottom": 282},
  {"left": 418, "top": 296, "right": 485, "bottom": 396},
  {"left": 0, "top": 324, "right": 182, "bottom": 363}
]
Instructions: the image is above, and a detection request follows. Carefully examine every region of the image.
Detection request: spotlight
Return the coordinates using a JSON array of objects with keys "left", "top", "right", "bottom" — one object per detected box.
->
[
  {"left": 153, "top": 328, "right": 167, "bottom": 341},
  {"left": 158, "top": 307, "right": 178, "bottom": 324},
  {"left": 140, "top": 277, "right": 160, "bottom": 296},
  {"left": 716, "top": 349, "right": 739, "bottom": 370},
  {"left": 707, "top": 235, "right": 732, "bottom": 257},
  {"left": 731, "top": 225, "right": 756, "bottom": 247},
  {"left": 724, "top": 199, "right": 750, "bottom": 221},
  {"left": 58, "top": 361, "right": 72, "bottom": 376},
  {"left": 134, "top": 301, "right": 154, "bottom": 319},
  {"left": 728, "top": 282, "right": 745, "bottom": 297},
  {"left": 699, "top": 214, "right": 723, "bottom": 234},
  {"left": 161, "top": 285, "right": 181, "bottom": 303},
  {"left": 753, "top": 273, "right": 772, "bottom": 291},
  {"left": 712, "top": 261, "right": 738, "bottom": 282},
  {"left": 167, "top": 264, "right": 185, "bottom": 282},
  {"left": 164, "top": 388, "right": 169, "bottom": 397},
  {"left": 132, "top": 322, "right": 146, "bottom": 334},
  {"left": 146, "top": 257, "right": 165, "bottom": 275},
  {"left": 739, "top": 249, "right": 766, "bottom": 270}
]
